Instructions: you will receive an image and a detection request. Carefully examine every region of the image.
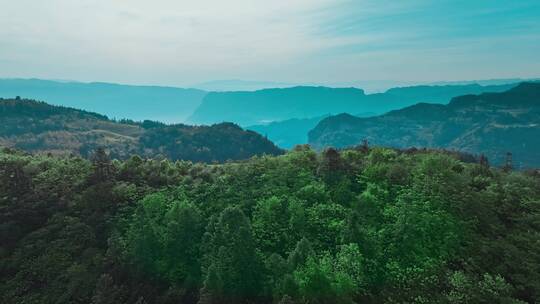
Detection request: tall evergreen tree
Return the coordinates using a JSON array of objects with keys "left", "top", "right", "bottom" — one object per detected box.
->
[{"left": 203, "top": 206, "right": 263, "bottom": 302}]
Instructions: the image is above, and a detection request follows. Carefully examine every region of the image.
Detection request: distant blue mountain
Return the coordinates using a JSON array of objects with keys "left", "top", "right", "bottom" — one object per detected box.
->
[
  {"left": 0, "top": 79, "right": 207, "bottom": 123},
  {"left": 188, "top": 83, "right": 518, "bottom": 127}
]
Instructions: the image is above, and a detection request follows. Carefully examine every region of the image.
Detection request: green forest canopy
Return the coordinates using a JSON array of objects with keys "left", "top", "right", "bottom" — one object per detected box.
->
[{"left": 1, "top": 146, "right": 539, "bottom": 303}]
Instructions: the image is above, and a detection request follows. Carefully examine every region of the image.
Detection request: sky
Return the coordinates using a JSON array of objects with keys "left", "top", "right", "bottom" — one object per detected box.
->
[{"left": 1, "top": 0, "right": 539, "bottom": 88}]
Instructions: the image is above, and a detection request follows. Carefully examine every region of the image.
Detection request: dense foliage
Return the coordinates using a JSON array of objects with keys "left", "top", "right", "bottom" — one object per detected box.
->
[{"left": 1, "top": 146, "right": 539, "bottom": 303}]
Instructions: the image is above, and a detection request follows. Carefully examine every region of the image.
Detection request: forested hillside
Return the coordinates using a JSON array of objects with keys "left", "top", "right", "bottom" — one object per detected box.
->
[
  {"left": 1, "top": 146, "right": 539, "bottom": 303},
  {"left": 0, "top": 98, "right": 282, "bottom": 162},
  {"left": 310, "top": 82, "right": 540, "bottom": 168}
]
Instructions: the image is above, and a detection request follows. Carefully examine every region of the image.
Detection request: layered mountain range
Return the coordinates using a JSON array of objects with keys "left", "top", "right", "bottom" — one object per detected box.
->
[
  {"left": 188, "top": 83, "right": 518, "bottom": 126},
  {"left": 2, "top": 79, "right": 538, "bottom": 167},
  {"left": 0, "top": 79, "right": 207, "bottom": 123},
  {"left": 0, "top": 78, "right": 520, "bottom": 129}
]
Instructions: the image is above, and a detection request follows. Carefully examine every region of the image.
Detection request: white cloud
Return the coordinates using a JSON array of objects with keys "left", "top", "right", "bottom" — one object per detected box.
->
[
  {"left": 0, "top": 0, "right": 355, "bottom": 84},
  {"left": 0, "top": 0, "right": 538, "bottom": 85}
]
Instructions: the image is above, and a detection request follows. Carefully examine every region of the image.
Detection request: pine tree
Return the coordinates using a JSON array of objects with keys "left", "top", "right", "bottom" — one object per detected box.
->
[
  {"left": 288, "top": 237, "right": 314, "bottom": 271},
  {"left": 89, "top": 147, "right": 114, "bottom": 184},
  {"left": 92, "top": 274, "right": 123, "bottom": 304},
  {"left": 198, "top": 263, "right": 223, "bottom": 304},
  {"left": 479, "top": 153, "right": 489, "bottom": 168},
  {"left": 503, "top": 152, "right": 513, "bottom": 172},
  {"left": 204, "top": 207, "right": 263, "bottom": 301},
  {"left": 318, "top": 147, "right": 344, "bottom": 184}
]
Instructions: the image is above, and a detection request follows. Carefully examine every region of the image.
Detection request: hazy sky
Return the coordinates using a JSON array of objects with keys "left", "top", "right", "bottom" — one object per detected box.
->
[{"left": 1, "top": 0, "right": 539, "bottom": 87}]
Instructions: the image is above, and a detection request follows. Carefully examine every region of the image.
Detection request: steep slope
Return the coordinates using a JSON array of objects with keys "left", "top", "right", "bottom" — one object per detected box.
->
[
  {"left": 0, "top": 79, "right": 207, "bottom": 123},
  {"left": 188, "top": 86, "right": 367, "bottom": 126},
  {"left": 309, "top": 83, "right": 540, "bottom": 168},
  {"left": 247, "top": 116, "right": 328, "bottom": 149},
  {"left": 247, "top": 112, "right": 375, "bottom": 149},
  {"left": 0, "top": 98, "right": 283, "bottom": 162},
  {"left": 188, "top": 83, "right": 517, "bottom": 126}
]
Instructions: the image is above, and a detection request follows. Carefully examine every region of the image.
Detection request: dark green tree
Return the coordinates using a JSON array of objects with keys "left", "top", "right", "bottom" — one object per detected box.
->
[
  {"left": 197, "top": 263, "right": 224, "bottom": 304},
  {"left": 203, "top": 206, "right": 263, "bottom": 301},
  {"left": 92, "top": 274, "right": 124, "bottom": 304},
  {"left": 89, "top": 147, "right": 115, "bottom": 184}
]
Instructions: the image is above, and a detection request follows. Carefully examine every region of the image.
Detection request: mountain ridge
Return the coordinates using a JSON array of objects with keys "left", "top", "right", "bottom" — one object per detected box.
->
[
  {"left": 188, "top": 82, "right": 518, "bottom": 127},
  {"left": 308, "top": 82, "right": 540, "bottom": 168}
]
